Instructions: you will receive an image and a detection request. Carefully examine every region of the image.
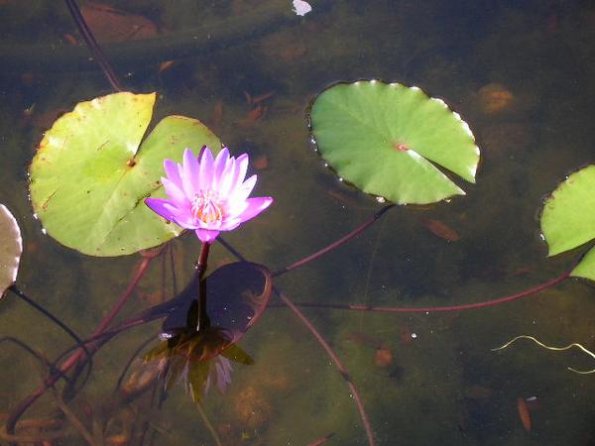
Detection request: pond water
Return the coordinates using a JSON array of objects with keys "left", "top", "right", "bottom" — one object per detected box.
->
[{"left": 1, "top": 1, "right": 594, "bottom": 445}]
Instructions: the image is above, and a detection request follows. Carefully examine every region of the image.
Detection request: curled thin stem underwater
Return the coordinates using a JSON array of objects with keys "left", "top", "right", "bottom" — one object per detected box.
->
[
  {"left": 276, "top": 288, "right": 376, "bottom": 446},
  {"left": 492, "top": 335, "right": 595, "bottom": 375},
  {"left": 5, "top": 251, "right": 158, "bottom": 440},
  {"left": 8, "top": 285, "right": 90, "bottom": 358},
  {"left": 0, "top": 337, "right": 70, "bottom": 382},
  {"left": 196, "top": 401, "right": 224, "bottom": 446},
  {"left": 52, "top": 388, "right": 99, "bottom": 446},
  {"left": 219, "top": 237, "right": 377, "bottom": 446}
]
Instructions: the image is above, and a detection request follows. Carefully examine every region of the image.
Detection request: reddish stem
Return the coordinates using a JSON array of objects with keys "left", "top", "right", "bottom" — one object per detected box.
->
[
  {"left": 272, "top": 204, "right": 394, "bottom": 277},
  {"left": 290, "top": 269, "right": 572, "bottom": 313},
  {"left": 276, "top": 288, "right": 376, "bottom": 446},
  {"left": 217, "top": 239, "right": 376, "bottom": 446},
  {"left": 196, "top": 241, "right": 211, "bottom": 331},
  {"left": 5, "top": 252, "right": 157, "bottom": 439}
]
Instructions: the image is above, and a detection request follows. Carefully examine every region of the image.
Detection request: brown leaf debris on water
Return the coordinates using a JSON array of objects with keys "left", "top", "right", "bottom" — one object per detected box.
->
[
  {"left": 477, "top": 83, "right": 515, "bottom": 115},
  {"left": 81, "top": 2, "right": 159, "bottom": 43},
  {"left": 419, "top": 217, "right": 461, "bottom": 242}
]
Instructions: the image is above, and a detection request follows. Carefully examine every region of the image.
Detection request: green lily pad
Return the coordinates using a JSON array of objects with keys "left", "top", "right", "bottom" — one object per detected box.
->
[
  {"left": 541, "top": 165, "right": 595, "bottom": 281},
  {"left": 0, "top": 204, "right": 22, "bottom": 296},
  {"left": 29, "top": 92, "right": 221, "bottom": 256},
  {"left": 309, "top": 81, "right": 480, "bottom": 204}
]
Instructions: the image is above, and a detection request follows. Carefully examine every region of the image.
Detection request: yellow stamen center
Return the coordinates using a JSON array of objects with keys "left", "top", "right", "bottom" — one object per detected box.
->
[{"left": 192, "top": 191, "right": 223, "bottom": 224}]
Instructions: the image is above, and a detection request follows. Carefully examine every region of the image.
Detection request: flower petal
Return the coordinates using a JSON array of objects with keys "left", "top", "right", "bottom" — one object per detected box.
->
[
  {"left": 182, "top": 148, "right": 199, "bottom": 198},
  {"left": 146, "top": 197, "right": 199, "bottom": 230},
  {"left": 171, "top": 207, "right": 199, "bottom": 229},
  {"left": 198, "top": 146, "right": 214, "bottom": 191},
  {"left": 213, "top": 147, "right": 230, "bottom": 189},
  {"left": 218, "top": 217, "right": 243, "bottom": 231},
  {"left": 163, "top": 159, "right": 182, "bottom": 187},
  {"left": 162, "top": 177, "right": 187, "bottom": 204},
  {"left": 227, "top": 153, "right": 249, "bottom": 195},
  {"left": 218, "top": 156, "right": 237, "bottom": 196},
  {"left": 195, "top": 228, "right": 220, "bottom": 243},
  {"left": 236, "top": 196, "right": 273, "bottom": 224},
  {"left": 145, "top": 197, "right": 178, "bottom": 221},
  {"left": 233, "top": 174, "right": 257, "bottom": 203}
]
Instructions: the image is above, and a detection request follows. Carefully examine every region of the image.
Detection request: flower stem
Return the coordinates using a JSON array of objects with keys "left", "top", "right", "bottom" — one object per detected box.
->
[
  {"left": 196, "top": 242, "right": 211, "bottom": 332},
  {"left": 272, "top": 204, "right": 395, "bottom": 277},
  {"left": 64, "top": 0, "right": 123, "bottom": 91},
  {"left": 8, "top": 285, "right": 89, "bottom": 357},
  {"left": 5, "top": 252, "right": 157, "bottom": 440},
  {"left": 286, "top": 269, "right": 572, "bottom": 313}
]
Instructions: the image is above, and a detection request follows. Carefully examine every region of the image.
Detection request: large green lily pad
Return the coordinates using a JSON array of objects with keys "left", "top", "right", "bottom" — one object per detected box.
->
[
  {"left": 541, "top": 165, "right": 595, "bottom": 281},
  {"left": 309, "top": 81, "right": 480, "bottom": 204},
  {"left": 29, "top": 92, "right": 221, "bottom": 256},
  {"left": 0, "top": 204, "right": 22, "bottom": 296}
]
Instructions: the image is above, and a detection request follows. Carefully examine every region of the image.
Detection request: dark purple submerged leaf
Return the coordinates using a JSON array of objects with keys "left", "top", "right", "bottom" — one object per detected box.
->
[{"left": 161, "top": 261, "right": 272, "bottom": 341}]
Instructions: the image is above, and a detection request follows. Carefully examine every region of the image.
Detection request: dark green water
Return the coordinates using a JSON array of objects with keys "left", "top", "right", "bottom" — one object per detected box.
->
[{"left": 1, "top": 1, "right": 594, "bottom": 445}]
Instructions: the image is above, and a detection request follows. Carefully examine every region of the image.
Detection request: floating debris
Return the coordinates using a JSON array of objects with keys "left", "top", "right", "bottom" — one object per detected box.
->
[
  {"left": 517, "top": 397, "right": 532, "bottom": 432},
  {"left": 477, "top": 83, "right": 515, "bottom": 115},
  {"left": 419, "top": 217, "right": 460, "bottom": 242},
  {"left": 492, "top": 335, "right": 595, "bottom": 374},
  {"left": 292, "top": 0, "right": 312, "bottom": 16}
]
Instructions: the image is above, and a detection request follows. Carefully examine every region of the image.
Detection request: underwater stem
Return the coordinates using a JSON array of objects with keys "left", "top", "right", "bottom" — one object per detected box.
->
[
  {"left": 218, "top": 238, "right": 376, "bottom": 445},
  {"left": 8, "top": 285, "right": 89, "bottom": 357},
  {"left": 272, "top": 204, "right": 395, "bottom": 277},
  {"left": 276, "top": 288, "right": 376, "bottom": 446},
  {"left": 290, "top": 269, "right": 572, "bottom": 313},
  {"left": 5, "top": 252, "right": 157, "bottom": 439},
  {"left": 64, "top": 0, "right": 123, "bottom": 91}
]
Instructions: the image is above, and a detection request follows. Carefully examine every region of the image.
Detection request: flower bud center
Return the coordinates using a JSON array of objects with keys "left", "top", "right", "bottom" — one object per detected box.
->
[{"left": 192, "top": 191, "right": 223, "bottom": 224}]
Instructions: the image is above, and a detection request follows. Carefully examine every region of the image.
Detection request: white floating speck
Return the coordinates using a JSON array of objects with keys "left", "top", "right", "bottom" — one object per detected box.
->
[
  {"left": 375, "top": 196, "right": 386, "bottom": 203},
  {"left": 292, "top": 0, "right": 312, "bottom": 16}
]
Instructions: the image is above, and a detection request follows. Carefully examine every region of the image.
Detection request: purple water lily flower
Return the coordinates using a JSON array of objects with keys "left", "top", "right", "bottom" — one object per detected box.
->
[{"left": 146, "top": 147, "right": 273, "bottom": 243}]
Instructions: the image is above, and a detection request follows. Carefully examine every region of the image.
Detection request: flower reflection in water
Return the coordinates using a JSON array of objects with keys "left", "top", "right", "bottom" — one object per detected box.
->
[{"left": 144, "top": 325, "right": 253, "bottom": 401}]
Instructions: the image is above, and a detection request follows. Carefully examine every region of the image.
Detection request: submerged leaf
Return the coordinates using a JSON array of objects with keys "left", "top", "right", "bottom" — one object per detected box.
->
[
  {"left": 309, "top": 81, "right": 480, "bottom": 204},
  {"left": 541, "top": 165, "right": 595, "bottom": 281},
  {"left": 29, "top": 92, "right": 221, "bottom": 256},
  {"left": 221, "top": 343, "right": 255, "bottom": 365},
  {"left": 142, "top": 262, "right": 269, "bottom": 401},
  {"left": 144, "top": 327, "right": 246, "bottom": 401},
  {"left": 0, "top": 204, "right": 22, "bottom": 296},
  {"left": 161, "top": 261, "right": 273, "bottom": 341}
]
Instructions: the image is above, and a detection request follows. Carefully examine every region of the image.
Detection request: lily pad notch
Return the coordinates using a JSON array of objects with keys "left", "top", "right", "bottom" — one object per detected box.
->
[
  {"left": 29, "top": 91, "right": 222, "bottom": 257},
  {"left": 309, "top": 80, "right": 481, "bottom": 205}
]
